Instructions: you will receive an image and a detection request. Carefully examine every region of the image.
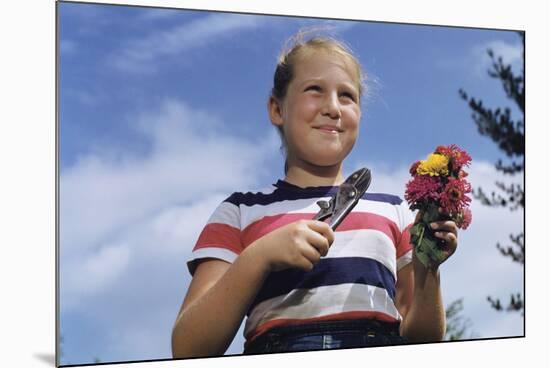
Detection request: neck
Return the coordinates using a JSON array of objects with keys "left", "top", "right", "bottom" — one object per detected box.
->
[{"left": 284, "top": 159, "right": 346, "bottom": 188}]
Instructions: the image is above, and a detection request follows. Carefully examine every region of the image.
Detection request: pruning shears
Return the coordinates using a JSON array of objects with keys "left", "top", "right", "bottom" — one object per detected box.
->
[{"left": 313, "top": 167, "right": 372, "bottom": 230}]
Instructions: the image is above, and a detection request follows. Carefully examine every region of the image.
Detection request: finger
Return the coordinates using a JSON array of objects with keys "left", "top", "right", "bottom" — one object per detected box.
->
[
  {"left": 295, "top": 255, "right": 315, "bottom": 272},
  {"left": 430, "top": 220, "right": 458, "bottom": 234},
  {"left": 434, "top": 231, "right": 458, "bottom": 247},
  {"left": 308, "top": 220, "right": 335, "bottom": 247},
  {"left": 299, "top": 242, "right": 322, "bottom": 265},
  {"left": 305, "top": 229, "right": 331, "bottom": 257}
]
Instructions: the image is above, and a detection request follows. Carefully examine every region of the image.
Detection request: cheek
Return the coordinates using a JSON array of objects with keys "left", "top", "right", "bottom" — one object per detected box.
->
[
  {"left": 343, "top": 108, "right": 361, "bottom": 130},
  {"left": 286, "top": 94, "right": 319, "bottom": 116}
]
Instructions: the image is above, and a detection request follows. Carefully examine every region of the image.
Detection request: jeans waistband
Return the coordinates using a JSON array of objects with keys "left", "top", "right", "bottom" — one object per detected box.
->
[{"left": 245, "top": 318, "right": 401, "bottom": 352}]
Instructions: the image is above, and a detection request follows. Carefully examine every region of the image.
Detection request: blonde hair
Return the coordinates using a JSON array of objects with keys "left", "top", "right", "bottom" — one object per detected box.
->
[
  {"left": 271, "top": 31, "right": 366, "bottom": 103},
  {"left": 270, "top": 30, "right": 366, "bottom": 173}
]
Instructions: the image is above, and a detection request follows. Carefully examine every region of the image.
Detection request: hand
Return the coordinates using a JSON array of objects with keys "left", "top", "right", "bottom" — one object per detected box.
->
[
  {"left": 429, "top": 219, "right": 458, "bottom": 264},
  {"left": 250, "top": 219, "right": 335, "bottom": 273},
  {"left": 413, "top": 209, "right": 459, "bottom": 269}
]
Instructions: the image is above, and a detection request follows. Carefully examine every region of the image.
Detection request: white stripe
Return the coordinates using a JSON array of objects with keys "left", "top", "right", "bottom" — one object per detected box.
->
[
  {"left": 354, "top": 199, "right": 401, "bottom": 225},
  {"left": 239, "top": 196, "right": 403, "bottom": 230},
  {"left": 396, "top": 249, "right": 413, "bottom": 271},
  {"left": 328, "top": 230, "right": 397, "bottom": 278},
  {"left": 245, "top": 283, "right": 401, "bottom": 338},
  {"left": 206, "top": 201, "right": 240, "bottom": 228},
  {"left": 187, "top": 247, "right": 238, "bottom": 274},
  {"left": 396, "top": 200, "right": 416, "bottom": 232}
]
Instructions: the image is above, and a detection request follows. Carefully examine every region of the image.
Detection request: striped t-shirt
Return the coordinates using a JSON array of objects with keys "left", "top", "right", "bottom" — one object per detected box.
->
[{"left": 188, "top": 179, "right": 414, "bottom": 343}]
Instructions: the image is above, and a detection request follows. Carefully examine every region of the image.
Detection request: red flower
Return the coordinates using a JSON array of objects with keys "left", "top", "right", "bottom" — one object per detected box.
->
[
  {"left": 440, "top": 178, "right": 472, "bottom": 215},
  {"left": 434, "top": 145, "right": 449, "bottom": 155},
  {"left": 409, "top": 160, "right": 421, "bottom": 175},
  {"left": 405, "top": 175, "right": 441, "bottom": 209},
  {"left": 435, "top": 144, "right": 472, "bottom": 172}
]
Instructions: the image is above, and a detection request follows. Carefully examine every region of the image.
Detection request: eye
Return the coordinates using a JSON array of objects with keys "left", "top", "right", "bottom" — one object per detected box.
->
[
  {"left": 305, "top": 85, "right": 322, "bottom": 92},
  {"left": 340, "top": 91, "right": 357, "bottom": 102}
]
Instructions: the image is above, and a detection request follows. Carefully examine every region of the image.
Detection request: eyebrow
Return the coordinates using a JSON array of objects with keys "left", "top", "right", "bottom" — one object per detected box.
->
[{"left": 299, "top": 78, "right": 359, "bottom": 92}]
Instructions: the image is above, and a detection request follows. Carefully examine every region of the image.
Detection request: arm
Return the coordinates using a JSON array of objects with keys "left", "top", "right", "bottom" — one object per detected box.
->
[
  {"left": 171, "top": 246, "right": 270, "bottom": 358},
  {"left": 395, "top": 259, "right": 446, "bottom": 342},
  {"left": 171, "top": 220, "right": 334, "bottom": 358},
  {"left": 395, "top": 219, "right": 458, "bottom": 342}
]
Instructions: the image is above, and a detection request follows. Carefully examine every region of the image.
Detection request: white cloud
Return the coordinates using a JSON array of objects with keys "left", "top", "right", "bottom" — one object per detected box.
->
[
  {"left": 486, "top": 40, "right": 523, "bottom": 66},
  {"left": 59, "top": 98, "right": 277, "bottom": 303},
  {"left": 472, "top": 39, "right": 523, "bottom": 78},
  {"left": 108, "top": 12, "right": 266, "bottom": 73},
  {"left": 60, "top": 98, "right": 279, "bottom": 362},
  {"left": 60, "top": 99, "right": 276, "bottom": 260},
  {"left": 137, "top": 7, "right": 183, "bottom": 22},
  {"left": 434, "top": 38, "right": 523, "bottom": 82},
  {"left": 61, "top": 242, "right": 131, "bottom": 308}
]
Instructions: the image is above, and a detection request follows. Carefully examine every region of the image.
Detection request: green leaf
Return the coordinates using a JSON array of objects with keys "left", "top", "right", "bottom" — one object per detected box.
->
[
  {"left": 409, "top": 223, "right": 423, "bottom": 237},
  {"left": 415, "top": 249, "right": 431, "bottom": 268},
  {"left": 423, "top": 236, "right": 438, "bottom": 261},
  {"left": 412, "top": 226, "right": 447, "bottom": 269}
]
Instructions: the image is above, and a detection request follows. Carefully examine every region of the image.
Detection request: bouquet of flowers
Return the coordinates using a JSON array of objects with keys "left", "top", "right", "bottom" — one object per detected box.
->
[{"left": 405, "top": 144, "right": 472, "bottom": 268}]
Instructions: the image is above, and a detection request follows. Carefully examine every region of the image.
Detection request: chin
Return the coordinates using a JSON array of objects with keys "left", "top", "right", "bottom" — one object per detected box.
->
[
  {"left": 317, "top": 147, "right": 354, "bottom": 165},
  {"left": 307, "top": 154, "right": 347, "bottom": 168}
]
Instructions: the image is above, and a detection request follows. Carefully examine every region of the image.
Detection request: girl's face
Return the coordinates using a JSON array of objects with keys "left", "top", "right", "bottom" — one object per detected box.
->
[{"left": 270, "top": 50, "right": 361, "bottom": 170}]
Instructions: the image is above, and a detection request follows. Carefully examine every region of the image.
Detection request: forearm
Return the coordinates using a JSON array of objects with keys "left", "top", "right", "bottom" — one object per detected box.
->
[
  {"left": 400, "top": 258, "right": 446, "bottom": 342},
  {"left": 171, "top": 246, "right": 268, "bottom": 358}
]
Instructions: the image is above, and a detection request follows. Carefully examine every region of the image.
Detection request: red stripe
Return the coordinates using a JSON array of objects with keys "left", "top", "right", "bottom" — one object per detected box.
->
[
  {"left": 242, "top": 212, "right": 400, "bottom": 248},
  {"left": 246, "top": 311, "right": 398, "bottom": 343},
  {"left": 242, "top": 213, "right": 310, "bottom": 248},
  {"left": 397, "top": 224, "right": 413, "bottom": 258},
  {"left": 194, "top": 223, "right": 243, "bottom": 254}
]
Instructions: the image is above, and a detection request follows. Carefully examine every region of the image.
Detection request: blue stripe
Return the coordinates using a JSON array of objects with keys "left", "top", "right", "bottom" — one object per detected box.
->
[
  {"left": 225, "top": 186, "right": 403, "bottom": 207},
  {"left": 247, "top": 257, "right": 396, "bottom": 315},
  {"left": 224, "top": 187, "right": 335, "bottom": 207},
  {"left": 367, "top": 193, "right": 402, "bottom": 205}
]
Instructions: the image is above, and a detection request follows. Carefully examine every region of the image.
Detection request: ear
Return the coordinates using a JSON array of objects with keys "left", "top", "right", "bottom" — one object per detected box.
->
[{"left": 268, "top": 96, "right": 284, "bottom": 127}]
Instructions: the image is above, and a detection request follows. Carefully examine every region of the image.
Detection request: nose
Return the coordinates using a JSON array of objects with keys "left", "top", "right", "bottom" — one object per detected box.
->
[{"left": 321, "top": 92, "right": 341, "bottom": 119}]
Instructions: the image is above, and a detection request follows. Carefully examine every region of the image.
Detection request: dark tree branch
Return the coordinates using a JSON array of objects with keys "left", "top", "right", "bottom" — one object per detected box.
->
[
  {"left": 461, "top": 32, "right": 524, "bottom": 315},
  {"left": 496, "top": 232, "right": 524, "bottom": 264},
  {"left": 445, "top": 298, "right": 476, "bottom": 341}
]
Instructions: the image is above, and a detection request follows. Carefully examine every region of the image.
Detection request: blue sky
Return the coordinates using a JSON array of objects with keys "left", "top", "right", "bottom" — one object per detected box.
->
[{"left": 58, "top": 2, "right": 524, "bottom": 365}]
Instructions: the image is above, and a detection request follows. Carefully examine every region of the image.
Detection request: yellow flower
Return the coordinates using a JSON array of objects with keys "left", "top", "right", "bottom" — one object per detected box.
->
[{"left": 416, "top": 153, "right": 449, "bottom": 176}]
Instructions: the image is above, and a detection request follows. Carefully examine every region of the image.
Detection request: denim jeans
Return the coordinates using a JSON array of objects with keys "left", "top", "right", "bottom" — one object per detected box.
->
[{"left": 244, "top": 319, "right": 408, "bottom": 354}]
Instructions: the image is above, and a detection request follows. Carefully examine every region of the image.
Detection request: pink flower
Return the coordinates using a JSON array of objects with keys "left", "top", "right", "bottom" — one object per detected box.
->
[
  {"left": 435, "top": 144, "right": 472, "bottom": 172},
  {"left": 455, "top": 208, "right": 472, "bottom": 230},
  {"left": 440, "top": 178, "right": 472, "bottom": 215},
  {"left": 405, "top": 175, "right": 441, "bottom": 209}
]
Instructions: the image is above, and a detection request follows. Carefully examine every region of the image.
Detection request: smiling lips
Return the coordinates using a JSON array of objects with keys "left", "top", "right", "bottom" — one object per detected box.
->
[{"left": 316, "top": 125, "right": 343, "bottom": 134}]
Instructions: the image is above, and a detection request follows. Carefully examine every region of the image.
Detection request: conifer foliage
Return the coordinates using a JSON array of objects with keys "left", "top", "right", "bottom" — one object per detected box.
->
[{"left": 459, "top": 32, "right": 525, "bottom": 314}]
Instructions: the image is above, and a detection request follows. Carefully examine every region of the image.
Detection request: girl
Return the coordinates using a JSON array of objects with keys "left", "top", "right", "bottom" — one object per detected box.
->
[{"left": 171, "top": 32, "right": 459, "bottom": 357}]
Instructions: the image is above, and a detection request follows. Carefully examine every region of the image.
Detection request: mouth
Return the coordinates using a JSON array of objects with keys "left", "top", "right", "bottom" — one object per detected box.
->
[{"left": 315, "top": 125, "right": 344, "bottom": 134}]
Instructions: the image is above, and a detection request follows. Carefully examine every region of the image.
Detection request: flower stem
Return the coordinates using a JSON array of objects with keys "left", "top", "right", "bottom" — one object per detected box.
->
[{"left": 418, "top": 223, "right": 425, "bottom": 246}]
